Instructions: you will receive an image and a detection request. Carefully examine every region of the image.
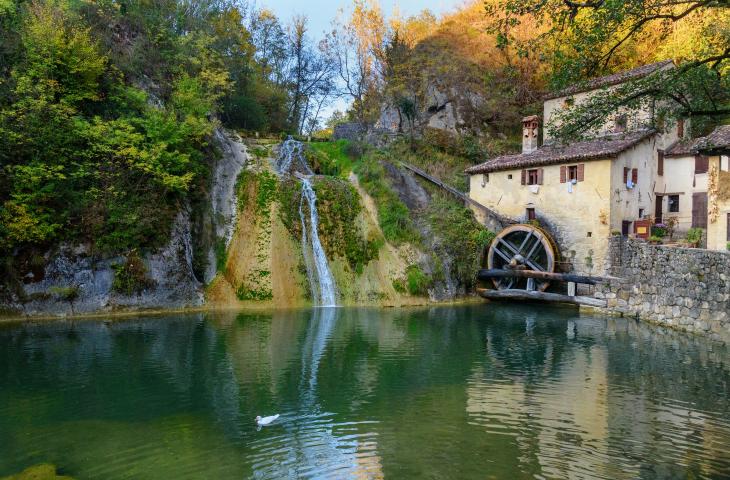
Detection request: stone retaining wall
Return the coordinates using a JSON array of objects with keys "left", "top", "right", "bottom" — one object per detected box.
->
[
  {"left": 595, "top": 237, "right": 730, "bottom": 342},
  {"left": 333, "top": 122, "right": 367, "bottom": 141}
]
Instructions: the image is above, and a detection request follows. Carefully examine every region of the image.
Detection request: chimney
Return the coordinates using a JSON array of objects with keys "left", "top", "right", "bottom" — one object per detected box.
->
[{"left": 522, "top": 115, "right": 539, "bottom": 154}]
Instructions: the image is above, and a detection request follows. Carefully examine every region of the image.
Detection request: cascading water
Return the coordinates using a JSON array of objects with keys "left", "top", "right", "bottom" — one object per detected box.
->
[
  {"left": 277, "top": 138, "right": 338, "bottom": 306},
  {"left": 276, "top": 137, "right": 313, "bottom": 175}
]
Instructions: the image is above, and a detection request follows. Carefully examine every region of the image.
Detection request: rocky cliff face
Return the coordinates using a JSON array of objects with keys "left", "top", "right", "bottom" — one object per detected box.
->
[
  {"left": 374, "top": 84, "right": 486, "bottom": 137},
  {"left": 3, "top": 128, "right": 248, "bottom": 317},
  {"left": 13, "top": 211, "right": 204, "bottom": 316}
]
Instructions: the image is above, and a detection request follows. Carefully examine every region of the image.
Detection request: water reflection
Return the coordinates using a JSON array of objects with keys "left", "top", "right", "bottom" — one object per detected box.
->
[{"left": 0, "top": 306, "right": 728, "bottom": 479}]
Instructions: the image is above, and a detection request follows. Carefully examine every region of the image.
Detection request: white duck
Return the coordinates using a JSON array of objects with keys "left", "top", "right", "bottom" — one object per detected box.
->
[{"left": 255, "top": 414, "right": 280, "bottom": 426}]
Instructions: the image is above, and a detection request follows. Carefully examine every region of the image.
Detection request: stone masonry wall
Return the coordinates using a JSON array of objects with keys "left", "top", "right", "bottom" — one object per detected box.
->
[
  {"left": 595, "top": 237, "right": 730, "bottom": 342},
  {"left": 333, "top": 122, "right": 367, "bottom": 141}
]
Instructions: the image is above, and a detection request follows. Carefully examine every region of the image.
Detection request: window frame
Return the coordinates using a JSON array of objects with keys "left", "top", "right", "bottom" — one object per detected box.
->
[
  {"left": 668, "top": 194, "right": 680, "bottom": 213},
  {"left": 567, "top": 165, "right": 578, "bottom": 182},
  {"left": 526, "top": 169, "right": 539, "bottom": 185}
]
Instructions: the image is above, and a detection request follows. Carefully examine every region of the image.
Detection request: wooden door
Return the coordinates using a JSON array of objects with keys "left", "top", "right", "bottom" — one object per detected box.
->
[
  {"left": 622, "top": 221, "right": 631, "bottom": 236},
  {"left": 692, "top": 193, "right": 707, "bottom": 228},
  {"left": 655, "top": 195, "right": 663, "bottom": 224}
]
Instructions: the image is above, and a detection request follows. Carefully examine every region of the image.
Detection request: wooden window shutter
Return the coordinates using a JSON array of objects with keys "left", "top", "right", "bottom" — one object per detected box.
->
[
  {"left": 692, "top": 193, "right": 708, "bottom": 229},
  {"left": 623, "top": 167, "right": 629, "bottom": 184},
  {"left": 537, "top": 168, "right": 544, "bottom": 185},
  {"left": 695, "top": 155, "right": 709, "bottom": 174},
  {"left": 560, "top": 166, "right": 566, "bottom": 183},
  {"left": 677, "top": 119, "right": 684, "bottom": 138},
  {"left": 658, "top": 151, "right": 664, "bottom": 176},
  {"left": 521, "top": 169, "right": 526, "bottom": 185},
  {"left": 632, "top": 168, "right": 638, "bottom": 184},
  {"left": 577, "top": 163, "right": 585, "bottom": 182}
]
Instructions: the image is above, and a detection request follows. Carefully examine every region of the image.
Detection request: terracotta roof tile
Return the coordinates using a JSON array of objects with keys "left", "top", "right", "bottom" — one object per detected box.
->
[
  {"left": 543, "top": 60, "right": 674, "bottom": 100},
  {"left": 697, "top": 125, "right": 730, "bottom": 155},
  {"left": 465, "top": 129, "right": 655, "bottom": 174},
  {"left": 664, "top": 138, "right": 703, "bottom": 157}
]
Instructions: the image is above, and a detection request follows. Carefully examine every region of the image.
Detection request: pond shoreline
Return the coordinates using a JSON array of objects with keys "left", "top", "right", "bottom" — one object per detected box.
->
[{"left": 0, "top": 296, "right": 486, "bottom": 324}]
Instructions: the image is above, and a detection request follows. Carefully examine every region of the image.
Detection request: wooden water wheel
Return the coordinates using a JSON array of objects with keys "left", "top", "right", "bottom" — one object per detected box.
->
[{"left": 484, "top": 224, "right": 559, "bottom": 292}]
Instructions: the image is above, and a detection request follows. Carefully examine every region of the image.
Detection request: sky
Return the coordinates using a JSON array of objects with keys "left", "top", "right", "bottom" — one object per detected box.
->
[
  {"left": 260, "top": 0, "right": 465, "bottom": 38},
  {"left": 257, "top": 0, "right": 467, "bottom": 123}
]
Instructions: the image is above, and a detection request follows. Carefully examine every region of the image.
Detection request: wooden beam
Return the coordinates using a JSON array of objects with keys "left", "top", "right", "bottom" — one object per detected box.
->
[
  {"left": 477, "top": 288, "right": 607, "bottom": 308},
  {"left": 477, "top": 269, "right": 619, "bottom": 285}
]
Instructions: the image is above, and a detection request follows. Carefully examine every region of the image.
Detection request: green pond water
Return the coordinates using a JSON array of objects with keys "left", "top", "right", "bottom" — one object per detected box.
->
[{"left": 1, "top": 305, "right": 729, "bottom": 479}]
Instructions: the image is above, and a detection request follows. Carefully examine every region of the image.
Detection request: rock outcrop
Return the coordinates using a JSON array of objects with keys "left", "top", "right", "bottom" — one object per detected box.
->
[{"left": 3, "top": 128, "right": 248, "bottom": 317}]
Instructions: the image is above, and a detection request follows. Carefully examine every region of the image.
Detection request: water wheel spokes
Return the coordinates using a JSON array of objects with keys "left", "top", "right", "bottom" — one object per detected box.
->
[{"left": 485, "top": 224, "right": 558, "bottom": 291}]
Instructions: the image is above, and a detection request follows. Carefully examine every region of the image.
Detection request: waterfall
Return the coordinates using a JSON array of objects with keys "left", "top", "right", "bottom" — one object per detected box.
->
[
  {"left": 276, "top": 137, "right": 313, "bottom": 175},
  {"left": 276, "top": 137, "right": 338, "bottom": 306},
  {"left": 299, "top": 178, "right": 337, "bottom": 306}
]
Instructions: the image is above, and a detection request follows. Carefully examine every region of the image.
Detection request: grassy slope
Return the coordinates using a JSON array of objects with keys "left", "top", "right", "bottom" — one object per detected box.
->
[{"left": 308, "top": 139, "right": 496, "bottom": 295}]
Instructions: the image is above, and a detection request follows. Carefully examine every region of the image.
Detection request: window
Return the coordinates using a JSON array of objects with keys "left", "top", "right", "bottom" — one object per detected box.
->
[
  {"left": 587, "top": 232, "right": 592, "bottom": 238},
  {"left": 522, "top": 168, "right": 543, "bottom": 185},
  {"left": 677, "top": 118, "right": 684, "bottom": 138},
  {"left": 614, "top": 114, "right": 627, "bottom": 133},
  {"left": 695, "top": 156, "right": 709, "bottom": 174},
  {"left": 668, "top": 194, "right": 680, "bottom": 213},
  {"left": 526, "top": 208, "right": 536, "bottom": 221},
  {"left": 481, "top": 173, "right": 489, "bottom": 187},
  {"left": 623, "top": 167, "right": 638, "bottom": 187},
  {"left": 508, "top": 174, "right": 513, "bottom": 180},
  {"left": 639, "top": 208, "right": 645, "bottom": 219},
  {"left": 568, "top": 165, "right": 578, "bottom": 182},
  {"left": 658, "top": 151, "right": 664, "bottom": 176},
  {"left": 560, "top": 164, "right": 584, "bottom": 183}
]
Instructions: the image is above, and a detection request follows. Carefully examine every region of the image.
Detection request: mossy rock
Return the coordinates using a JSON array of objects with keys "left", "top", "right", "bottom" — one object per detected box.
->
[{"left": 1, "top": 464, "right": 74, "bottom": 480}]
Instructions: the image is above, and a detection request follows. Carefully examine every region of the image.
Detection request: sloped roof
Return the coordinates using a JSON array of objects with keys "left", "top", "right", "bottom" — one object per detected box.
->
[
  {"left": 543, "top": 60, "right": 674, "bottom": 100},
  {"left": 465, "top": 129, "right": 655, "bottom": 174},
  {"left": 697, "top": 125, "right": 730, "bottom": 155},
  {"left": 664, "top": 137, "right": 703, "bottom": 158}
]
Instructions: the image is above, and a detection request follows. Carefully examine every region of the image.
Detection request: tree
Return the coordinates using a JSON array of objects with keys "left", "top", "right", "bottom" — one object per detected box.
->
[
  {"left": 286, "top": 15, "right": 336, "bottom": 134},
  {"left": 322, "top": 0, "right": 385, "bottom": 127},
  {"left": 486, "top": 0, "right": 730, "bottom": 138}
]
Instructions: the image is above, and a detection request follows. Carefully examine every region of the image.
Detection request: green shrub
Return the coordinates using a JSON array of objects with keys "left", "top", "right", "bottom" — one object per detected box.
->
[
  {"left": 648, "top": 235, "right": 663, "bottom": 243},
  {"left": 406, "top": 264, "right": 431, "bottom": 296},
  {"left": 651, "top": 225, "right": 667, "bottom": 238},
  {"left": 112, "top": 251, "right": 154, "bottom": 295},
  {"left": 686, "top": 227, "right": 703, "bottom": 246},
  {"left": 726, "top": 242, "right": 730, "bottom": 251}
]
